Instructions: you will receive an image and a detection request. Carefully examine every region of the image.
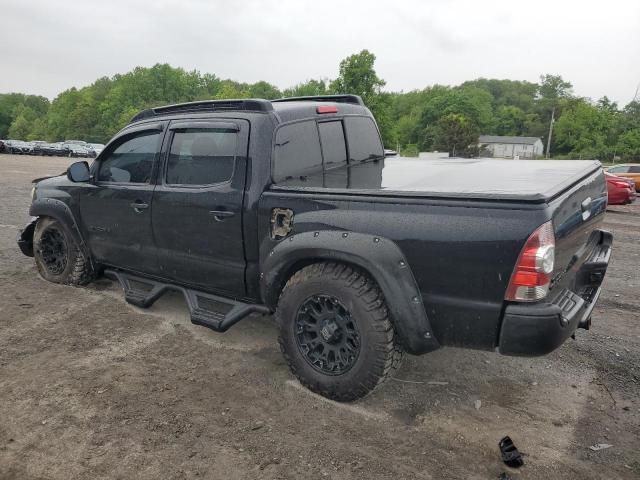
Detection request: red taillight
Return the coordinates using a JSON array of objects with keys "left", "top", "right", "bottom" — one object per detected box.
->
[
  {"left": 505, "top": 221, "right": 555, "bottom": 302},
  {"left": 316, "top": 105, "right": 338, "bottom": 114}
]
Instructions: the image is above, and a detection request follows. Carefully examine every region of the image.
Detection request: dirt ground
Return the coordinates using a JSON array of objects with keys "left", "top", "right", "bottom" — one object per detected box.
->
[{"left": 0, "top": 154, "right": 638, "bottom": 480}]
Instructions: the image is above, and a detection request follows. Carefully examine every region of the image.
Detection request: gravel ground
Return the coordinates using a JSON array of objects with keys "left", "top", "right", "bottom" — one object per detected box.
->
[{"left": 0, "top": 154, "right": 638, "bottom": 480}]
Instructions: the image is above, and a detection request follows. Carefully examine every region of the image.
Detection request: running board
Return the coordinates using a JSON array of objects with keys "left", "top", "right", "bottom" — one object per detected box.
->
[{"left": 104, "top": 269, "right": 270, "bottom": 332}]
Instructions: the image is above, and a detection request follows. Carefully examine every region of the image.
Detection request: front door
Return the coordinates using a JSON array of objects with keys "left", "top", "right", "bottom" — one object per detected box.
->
[
  {"left": 79, "top": 124, "right": 165, "bottom": 275},
  {"left": 151, "top": 120, "right": 248, "bottom": 297}
]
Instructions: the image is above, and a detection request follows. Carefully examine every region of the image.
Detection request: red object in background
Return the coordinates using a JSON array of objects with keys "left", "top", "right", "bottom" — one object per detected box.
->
[{"left": 606, "top": 172, "right": 636, "bottom": 205}]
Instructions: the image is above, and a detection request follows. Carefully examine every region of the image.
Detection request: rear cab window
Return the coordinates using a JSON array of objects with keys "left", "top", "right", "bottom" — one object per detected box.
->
[
  {"left": 273, "top": 120, "right": 323, "bottom": 182},
  {"left": 272, "top": 115, "right": 383, "bottom": 185},
  {"left": 344, "top": 116, "right": 384, "bottom": 163}
]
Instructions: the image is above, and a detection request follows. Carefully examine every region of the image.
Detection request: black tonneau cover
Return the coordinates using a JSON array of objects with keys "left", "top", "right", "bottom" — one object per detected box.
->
[{"left": 273, "top": 158, "right": 603, "bottom": 204}]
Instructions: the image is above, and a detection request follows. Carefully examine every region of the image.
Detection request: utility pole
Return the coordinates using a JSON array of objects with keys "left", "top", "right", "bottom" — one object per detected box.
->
[{"left": 545, "top": 107, "right": 555, "bottom": 159}]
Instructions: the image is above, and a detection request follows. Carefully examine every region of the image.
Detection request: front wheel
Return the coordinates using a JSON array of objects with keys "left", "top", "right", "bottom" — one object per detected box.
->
[
  {"left": 276, "top": 262, "right": 403, "bottom": 402},
  {"left": 33, "top": 217, "right": 95, "bottom": 285}
]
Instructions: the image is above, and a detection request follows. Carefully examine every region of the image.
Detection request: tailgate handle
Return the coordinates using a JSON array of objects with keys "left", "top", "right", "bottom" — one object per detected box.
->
[{"left": 581, "top": 197, "right": 592, "bottom": 221}]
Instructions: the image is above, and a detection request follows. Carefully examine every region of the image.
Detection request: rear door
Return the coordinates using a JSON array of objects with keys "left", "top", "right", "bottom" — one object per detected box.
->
[
  {"left": 79, "top": 123, "right": 165, "bottom": 274},
  {"left": 151, "top": 119, "right": 249, "bottom": 296}
]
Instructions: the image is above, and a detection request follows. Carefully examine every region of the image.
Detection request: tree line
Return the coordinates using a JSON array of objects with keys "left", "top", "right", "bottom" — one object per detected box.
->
[{"left": 1, "top": 50, "right": 638, "bottom": 161}]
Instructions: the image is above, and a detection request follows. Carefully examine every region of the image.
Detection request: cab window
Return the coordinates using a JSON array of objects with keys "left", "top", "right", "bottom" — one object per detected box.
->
[
  {"left": 344, "top": 116, "right": 384, "bottom": 163},
  {"left": 273, "top": 120, "right": 323, "bottom": 182},
  {"left": 97, "top": 131, "right": 160, "bottom": 183},
  {"left": 166, "top": 128, "right": 237, "bottom": 186}
]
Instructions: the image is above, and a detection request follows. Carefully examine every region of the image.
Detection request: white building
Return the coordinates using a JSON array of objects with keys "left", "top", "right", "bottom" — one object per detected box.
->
[{"left": 478, "top": 135, "right": 544, "bottom": 159}]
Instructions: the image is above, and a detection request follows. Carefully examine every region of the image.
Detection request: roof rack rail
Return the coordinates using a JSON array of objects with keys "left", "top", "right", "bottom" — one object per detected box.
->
[
  {"left": 272, "top": 94, "right": 365, "bottom": 106},
  {"left": 129, "top": 99, "right": 274, "bottom": 123}
]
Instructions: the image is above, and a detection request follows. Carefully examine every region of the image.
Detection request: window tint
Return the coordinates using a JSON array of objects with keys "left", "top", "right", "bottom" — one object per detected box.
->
[
  {"left": 608, "top": 166, "right": 629, "bottom": 173},
  {"left": 345, "top": 116, "right": 384, "bottom": 163},
  {"left": 98, "top": 131, "right": 160, "bottom": 183},
  {"left": 166, "top": 128, "right": 237, "bottom": 185},
  {"left": 629, "top": 166, "right": 640, "bottom": 173},
  {"left": 273, "top": 120, "right": 322, "bottom": 182},
  {"left": 318, "top": 121, "right": 347, "bottom": 169}
]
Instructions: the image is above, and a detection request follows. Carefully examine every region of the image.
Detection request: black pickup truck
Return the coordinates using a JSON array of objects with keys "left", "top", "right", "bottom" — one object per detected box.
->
[{"left": 18, "top": 95, "right": 612, "bottom": 401}]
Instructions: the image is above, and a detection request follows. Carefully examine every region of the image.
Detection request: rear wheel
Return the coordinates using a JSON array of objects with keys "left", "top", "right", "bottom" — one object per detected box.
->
[
  {"left": 277, "top": 262, "right": 403, "bottom": 401},
  {"left": 33, "top": 217, "right": 94, "bottom": 285}
]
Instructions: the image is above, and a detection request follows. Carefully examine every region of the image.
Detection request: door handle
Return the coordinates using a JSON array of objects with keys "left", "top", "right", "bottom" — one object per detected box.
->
[
  {"left": 130, "top": 201, "right": 149, "bottom": 213},
  {"left": 209, "top": 210, "right": 235, "bottom": 221}
]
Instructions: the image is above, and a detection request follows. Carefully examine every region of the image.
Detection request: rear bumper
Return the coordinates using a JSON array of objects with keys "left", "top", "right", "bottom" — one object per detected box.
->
[{"left": 498, "top": 230, "right": 612, "bottom": 356}]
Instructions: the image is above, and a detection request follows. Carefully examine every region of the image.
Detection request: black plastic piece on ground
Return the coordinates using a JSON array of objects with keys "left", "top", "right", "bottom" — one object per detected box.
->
[{"left": 499, "top": 436, "right": 524, "bottom": 468}]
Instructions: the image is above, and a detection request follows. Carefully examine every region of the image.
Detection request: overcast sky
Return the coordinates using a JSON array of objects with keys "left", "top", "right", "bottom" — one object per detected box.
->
[{"left": 1, "top": 0, "right": 639, "bottom": 105}]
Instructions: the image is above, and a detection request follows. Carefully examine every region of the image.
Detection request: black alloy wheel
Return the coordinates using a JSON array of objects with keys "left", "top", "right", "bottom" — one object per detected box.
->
[
  {"left": 295, "top": 294, "right": 360, "bottom": 375},
  {"left": 38, "top": 227, "right": 68, "bottom": 275}
]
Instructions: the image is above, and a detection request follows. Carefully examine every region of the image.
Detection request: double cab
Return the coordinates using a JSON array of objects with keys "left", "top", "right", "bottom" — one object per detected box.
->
[{"left": 19, "top": 95, "right": 612, "bottom": 401}]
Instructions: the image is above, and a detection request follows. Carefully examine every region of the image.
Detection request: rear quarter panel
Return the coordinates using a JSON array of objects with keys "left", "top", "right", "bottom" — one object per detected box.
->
[{"left": 258, "top": 191, "right": 549, "bottom": 350}]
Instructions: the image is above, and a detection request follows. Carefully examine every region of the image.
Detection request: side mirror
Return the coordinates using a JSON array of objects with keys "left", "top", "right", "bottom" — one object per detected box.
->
[{"left": 67, "top": 161, "right": 90, "bottom": 182}]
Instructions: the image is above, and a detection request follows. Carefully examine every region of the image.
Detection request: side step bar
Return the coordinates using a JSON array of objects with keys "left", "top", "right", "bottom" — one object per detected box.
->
[{"left": 104, "top": 269, "right": 270, "bottom": 332}]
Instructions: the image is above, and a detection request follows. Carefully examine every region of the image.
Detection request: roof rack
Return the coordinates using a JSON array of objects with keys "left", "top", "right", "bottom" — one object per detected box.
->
[
  {"left": 129, "top": 99, "right": 274, "bottom": 123},
  {"left": 272, "top": 94, "right": 365, "bottom": 106}
]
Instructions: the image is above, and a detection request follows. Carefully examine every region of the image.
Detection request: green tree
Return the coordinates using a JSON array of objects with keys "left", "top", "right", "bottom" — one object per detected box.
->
[
  {"left": 329, "top": 50, "right": 392, "bottom": 144},
  {"left": 248, "top": 81, "right": 281, "bottom": 99},
  {"left": 495, "top": 105, "right": 528, "bottom": 136},
  {"left": 0, "top": 93, "right": 49, "bottom": 138},
  {"left": 616, "top": 128, "right": 640, "bottom": 161},
  {"left": 282, "top": 79, "right": 328, "bottom": 97},
  {"left": 433, "top": 113, "right": 479, "bottom": 157},
  {"left": 413, "top": 85, "right": 493, "bottom": 150},
  {"left": 330, "top": 50, "right": 385, "bottom": 104},
  {"left": 553, "top": 99, "right": 619, "bottom": 159}
]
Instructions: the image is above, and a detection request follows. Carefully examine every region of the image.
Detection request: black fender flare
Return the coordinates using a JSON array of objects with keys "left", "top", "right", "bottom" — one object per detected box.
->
[
  {"left": 29, "top": 198, "right": 90, "bottom": 258},
  {"left": 260, "top": 230, "right": 440, "bottom": 355}
]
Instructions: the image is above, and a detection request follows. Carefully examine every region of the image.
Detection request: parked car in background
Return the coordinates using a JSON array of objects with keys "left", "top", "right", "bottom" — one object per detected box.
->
[
  {"left": 62, "top": 143, "right": 94, "bottom": 158},
  {"left": 88, "top": 143, "right": 105, "bottom": 156},
  {"left": 31, "top": 141, "right": 48, "bottom": 155},
  {"left": 606, "top": 164, "right": 640, "bottom": 191},
  {"left": 38, "top": 142, "right": 68, "bottom": 156},
  {"left": 605, "top": 172, "right": 636, "bottom": 205},
  {"left": 3, "top": 140, "right": 33, "bottom": 154}
]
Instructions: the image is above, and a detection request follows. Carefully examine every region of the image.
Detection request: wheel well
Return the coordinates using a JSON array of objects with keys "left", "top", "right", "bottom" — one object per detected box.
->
[{"left": 271, "top": 257, "right": 381, "bottom": 306}]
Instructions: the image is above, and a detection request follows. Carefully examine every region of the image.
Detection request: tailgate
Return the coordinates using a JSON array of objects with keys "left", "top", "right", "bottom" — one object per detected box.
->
[{"left": 548, "top": 168, "right": 609, "bottom": 297}]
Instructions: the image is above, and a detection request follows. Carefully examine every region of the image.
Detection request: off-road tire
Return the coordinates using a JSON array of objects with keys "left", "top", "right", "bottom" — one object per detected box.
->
[
  {"left": 277, "top": 262, "right": 403, "bottom": 401},
  {"left": 33, "top": 217, "right": 94, "bottom": 285}
]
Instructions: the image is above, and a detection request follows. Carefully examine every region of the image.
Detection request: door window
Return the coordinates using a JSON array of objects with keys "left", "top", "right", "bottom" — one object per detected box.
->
[
  {"left": 628, "top": 166, "right": 640, "bottom": 173},
  {"left": 166, "top": 128, "right": 237, "bottom": 186},
  {"left": 97, "top": 131, "right": 160, "bottom": 183}
]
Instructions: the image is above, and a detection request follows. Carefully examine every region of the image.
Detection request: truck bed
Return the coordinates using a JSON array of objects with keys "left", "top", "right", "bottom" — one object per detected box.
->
[{"left": 274, "top": 158, "right": 603, "bottom": 203}]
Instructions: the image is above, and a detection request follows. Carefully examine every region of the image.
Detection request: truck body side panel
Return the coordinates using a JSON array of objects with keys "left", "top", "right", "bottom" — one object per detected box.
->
[{"left": 258, "top": 191, "right": 549, "bottom": 350}]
